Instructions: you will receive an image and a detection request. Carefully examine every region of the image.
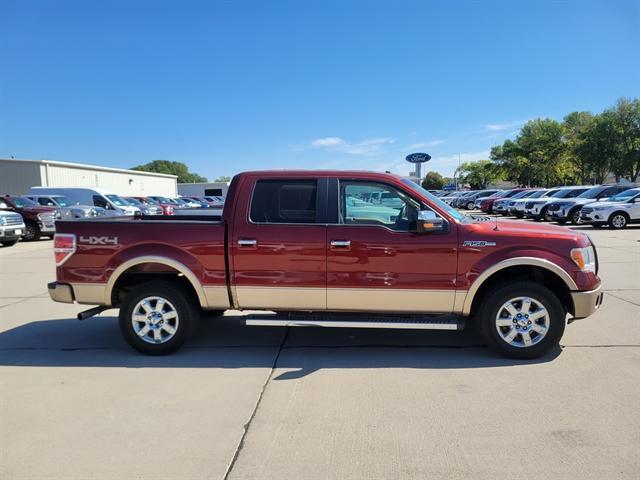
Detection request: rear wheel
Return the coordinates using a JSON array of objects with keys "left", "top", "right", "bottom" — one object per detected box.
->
[
  {"left": 118, "top": 280, "right": 199, "bottom": 355},
  {"left": 466, "top": 201, "right": 475, "bottom": 210},
  {"left": 23, "top": 221, "right": 40, "bottom": 241},
  {"left": 570, "top": 208, "right": 582, "bottom": 225},
  {"left": 478, "top": 281, "right": 565, "bottom": 359},
  {"left": 609, "top": 212, "right": 628, "bottom": 229}
]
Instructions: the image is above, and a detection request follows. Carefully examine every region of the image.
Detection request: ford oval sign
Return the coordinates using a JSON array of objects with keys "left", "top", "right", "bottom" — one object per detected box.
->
[{"left": 405, "top": 152, "right": 431, "bottom": 163}]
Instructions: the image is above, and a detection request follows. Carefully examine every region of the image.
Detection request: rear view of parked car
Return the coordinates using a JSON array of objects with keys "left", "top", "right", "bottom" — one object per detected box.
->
[{"left": 125, "top": 197, "right": 163, "bottom": 215}]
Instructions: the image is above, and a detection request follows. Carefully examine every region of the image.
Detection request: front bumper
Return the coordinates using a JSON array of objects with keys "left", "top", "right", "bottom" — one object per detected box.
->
[
  {"left": 0, "top": 224, "right": 26, "bottom": 239},
  {"left": 39, "top": 221, "right": 56, "bottom": 233},
  {"left": 570, "top": 286, "right": 604, "bottom": 320},
  {"left": 548, "top": 211, "right": 569, "bottom": 221},
  {"left": 48, "top": 282, "right": 75, "bottom": 303}
]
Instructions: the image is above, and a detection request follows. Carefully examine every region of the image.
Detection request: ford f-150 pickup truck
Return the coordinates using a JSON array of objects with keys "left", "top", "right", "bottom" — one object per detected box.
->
[{"left": 48, "top": 170, "right": 603, "bottom": 359}]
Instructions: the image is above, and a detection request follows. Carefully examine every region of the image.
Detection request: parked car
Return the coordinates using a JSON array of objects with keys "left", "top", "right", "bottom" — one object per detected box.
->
[
  {"left": 29, "top": 187, "right": 140, "bottom": 216},
  {"left": 493, "top": 189, "right": 536, "bottom": 215},
  {"left": 523, "top": 186, "right": 591, "bottom": 221},
  {"left": 580, "top": 187, "right": 640, "bottom": 229},
  {"left": 547, "top": 185, "right": 632, "bottom": 224},
  {"left": 451, "top": 191, "right": 479, "bottom": 209},
  {"left": 25, "top": 194, "right": 110, "bottom": 219},
  {"left": 124, "top": 197, "right": 163, "bottom": 215},
  {"left": 1, "top": 195, "right": 57, "bottom": 241},
  {"left": 48, "top": 170, "right": 602, "bottom": 360},
  {"left": 130, "top": 196, "right": 175, "bottom": 216},
  {"left": 475, "top": 190, "right": 507, "bottom": 210},
  {"left": 478, "top": 188, "right": 530, "bottom": 213},
  {"left": 0, "top": 210, "right": 25, "bottom": 246},
  {"left": 457, "top": 190, "right": 500, "bottom": 210},
  {"left": 509, "top": 189, "right": 559, "bottom": 218}
]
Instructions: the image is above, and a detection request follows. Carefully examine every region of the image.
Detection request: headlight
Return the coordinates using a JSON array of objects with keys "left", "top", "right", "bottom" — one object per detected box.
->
[
  {"left": 570, "top": 246, "right": 596, "bottom": 273},
  {"left": 0, "top": 217, "right": 6, "bottom": 226},
  {"left": 593, "top": 206, "right": 609, "bottom": 211}
]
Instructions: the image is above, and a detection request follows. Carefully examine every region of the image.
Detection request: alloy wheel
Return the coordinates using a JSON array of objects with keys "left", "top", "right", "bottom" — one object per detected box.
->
[
  {"left": 131, "top": 296, "right": 180, "bottom": 344},
  {"left": 495, "top": 296, "right": 550, "bottom": 348}
]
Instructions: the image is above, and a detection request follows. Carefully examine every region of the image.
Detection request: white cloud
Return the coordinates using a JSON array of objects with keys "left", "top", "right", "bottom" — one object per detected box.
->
[
  {"left": 405, "top": 139, "right": 445, "bottom": 149},
  {"left": 310, "top": 136, "right": 395, "bottom": 155},
  {"left": 485, "top": 120, "right": 528, "bottom": 131}
]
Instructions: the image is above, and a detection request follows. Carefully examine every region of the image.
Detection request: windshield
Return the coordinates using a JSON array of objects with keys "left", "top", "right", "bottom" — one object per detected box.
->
[
  {"left": 609, "top": 188, "right": 640, "bottom": 201},
  {"left": 577, "top": 186, "right": 606, "bottom": 199},
  {"left": 105, "top": 194, "right": 128, "bottom": 206},
  {"left": 125, "top": 198, "right": 142, "bottom": 206},
  {"left": 527, "top": 190, "right": 548, "bottom": 199},
  {"left": 51, "top": 196, "right": 72, "bottom": 206},
  {"left": 511, "top": 190, "right": 533, "bottom": 199},
  {"left": 153, "top": 196, "right": 171, "bottom": 203},
  {"left": 401, "top": 179, "right": 465, "bottom": 221},
  {"left": 552, "top": 188, "right": 586, "bottom": 198},
  {"left": 11, "top": 197, "right": 37, "bottom": 207}
]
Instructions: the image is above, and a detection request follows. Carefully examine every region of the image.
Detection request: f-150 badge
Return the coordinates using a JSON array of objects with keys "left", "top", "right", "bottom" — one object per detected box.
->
[
  {"left": 79, "top": 236, "right": 118, "bottom": 245},
  {"left": 462, "top": 240, "right": 497, "bottom": 247}
]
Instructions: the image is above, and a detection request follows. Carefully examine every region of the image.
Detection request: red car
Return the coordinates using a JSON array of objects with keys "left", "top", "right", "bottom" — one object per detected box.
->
[
  {"left": 478, "top": 188, "right": 529, "bottom": 213},
  {"left": 48, "top": 170, "right": 602, "bottom": 359},
  {"left": 130, "top": 196, "right": 174, "bottom": 215},
  {"left": 1, "top": 195, "right": 58, "bottom": 241}
]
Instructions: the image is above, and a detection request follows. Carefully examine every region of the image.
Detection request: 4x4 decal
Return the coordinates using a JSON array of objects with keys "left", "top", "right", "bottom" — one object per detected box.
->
[{"left": 79, "top": 236, "right": 118, "bottom": 245}]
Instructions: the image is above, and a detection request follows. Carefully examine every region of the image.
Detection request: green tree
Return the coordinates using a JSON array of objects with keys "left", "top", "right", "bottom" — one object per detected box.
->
[
  {"left": 456, "top": 160, "right": 502, "bottom": 189},
  {"left": 214, "top": 176, "right": 232, "bottom": 182},
  {"left": 421, "top": 171, "right": 445, "bottom": 190},
  {"left": 131, "top": 160, "right": 208, "bottom": 183},
  {"left": 606, "top": 98, "right": 640, "bottom": 181},
  {"left": 561, "top": 111, "right": 595, "bottom": 184}
]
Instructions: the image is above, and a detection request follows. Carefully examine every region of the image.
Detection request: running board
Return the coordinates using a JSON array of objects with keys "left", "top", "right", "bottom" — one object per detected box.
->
[{"left": 245, "top": 313, "right": 464, "bottom": 331}]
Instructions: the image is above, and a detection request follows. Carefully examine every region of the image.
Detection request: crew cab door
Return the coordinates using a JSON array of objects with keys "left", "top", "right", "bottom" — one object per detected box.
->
[
  {"left": 230, "top": 177, "right": 328, "bottom": 310},
  {"left": 326, "top": 179, "right": 458, "bottom": 313}
]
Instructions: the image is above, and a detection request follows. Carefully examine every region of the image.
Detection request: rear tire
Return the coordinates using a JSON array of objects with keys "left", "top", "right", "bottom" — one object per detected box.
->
[
  {"left": 477, "top": 281, "right": 565, "bottom": 359},
  {"left": 118, "top": 280, "right": 199, "bottom": 355}
]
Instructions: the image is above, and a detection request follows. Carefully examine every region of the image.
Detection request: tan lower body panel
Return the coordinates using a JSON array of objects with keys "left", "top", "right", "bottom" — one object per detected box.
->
[
  {"left": 203, "top": 286, "right": 231, "bottom": 310},
  {"left": 70, "top": 283, "right": 108, "bottom": 305},
  {"left": 235, "top": 286, "right": 326, "bottom": 310},
  {"left": 327, "top": 288, "right": 456, "bottom": 313}
]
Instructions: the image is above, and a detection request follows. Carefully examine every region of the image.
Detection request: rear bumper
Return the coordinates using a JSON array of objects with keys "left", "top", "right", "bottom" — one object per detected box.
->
[
  {"left": 570, "top": 286, "right": 604, "bottom": 320},
  {"left": 48, "top": 282, "right": 75, "bottom": 303}
]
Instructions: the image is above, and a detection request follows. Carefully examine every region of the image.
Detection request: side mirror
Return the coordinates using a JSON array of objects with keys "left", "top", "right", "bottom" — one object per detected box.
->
[{"left": 416, "top": 210, "right": 445, "bottom": 234}]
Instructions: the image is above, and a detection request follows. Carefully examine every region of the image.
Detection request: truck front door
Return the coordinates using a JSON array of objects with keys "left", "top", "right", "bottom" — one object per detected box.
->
[{"left": 326, "top": 179, "right": 458, "bottom": 313}]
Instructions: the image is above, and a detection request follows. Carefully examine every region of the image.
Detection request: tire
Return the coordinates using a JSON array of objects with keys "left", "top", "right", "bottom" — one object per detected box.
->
[
  {"left": 23, "top": 220, "right": 40, "bottom": 241},
  {"left": 542, "top": 207, "right": 552, "bottom": 222},
  {"left": 608, "top": 212, "right": 628, "bottom": 229},
  {"left": 477, "top": 281, "right": 565, "bottom": 359},
  {"left": 466, "top": 201, "right": 475, "bottom": 210},
  {"left": 118, "top": 280, "right": 200, "bottom": 355},
  {"left": 569, "top": 208, "right": 582, "bottom": 225},
  {"left": 0, "top": 239, "right": 19, "bottom": 247}
]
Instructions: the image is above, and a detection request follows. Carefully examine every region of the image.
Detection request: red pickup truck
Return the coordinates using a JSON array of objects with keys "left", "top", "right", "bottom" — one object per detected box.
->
[{"left": 48, "top": 170, "right": 603, "bottom": 359}]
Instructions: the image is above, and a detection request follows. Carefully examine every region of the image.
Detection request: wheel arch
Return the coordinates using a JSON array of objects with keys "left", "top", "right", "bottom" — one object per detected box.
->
[
  {"left": 106, "top": 256, "right": 208, "bottom": 308},
  {"left": 461, "top": 257, "right": 577, "bottom": 317}
]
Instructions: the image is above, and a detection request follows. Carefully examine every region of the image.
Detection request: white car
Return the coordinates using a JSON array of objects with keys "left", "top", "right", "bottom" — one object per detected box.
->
[
  {"left": 580, "top": 188, "right": 640, "bottom": 229},
  {"left": 509, "top": 189, "right": 559, "bottom": 217},
  {"left": 29, "top": 187, "right": 139, "bottom": 216},
  {"left": 523, "top": 186, "right": 591, "bottom": 221}
]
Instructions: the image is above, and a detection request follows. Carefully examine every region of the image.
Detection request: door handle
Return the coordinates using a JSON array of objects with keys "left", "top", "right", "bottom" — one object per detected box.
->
[
  {"left": 330, "top": 240, "right": 351, "bottom": 248},
  {"left": 238, "top": 239, "right": 257, "bottom": 247}
]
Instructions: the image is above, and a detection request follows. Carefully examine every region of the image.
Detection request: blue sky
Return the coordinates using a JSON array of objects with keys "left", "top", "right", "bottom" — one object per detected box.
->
[{"left": 1, "top": 0, "right": 638, "bottom": 179}]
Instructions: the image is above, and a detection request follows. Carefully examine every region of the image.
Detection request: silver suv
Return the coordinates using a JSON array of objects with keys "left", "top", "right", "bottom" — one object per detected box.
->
[{"left": 0, "top": 211, "right": 25, "bottom": 247}]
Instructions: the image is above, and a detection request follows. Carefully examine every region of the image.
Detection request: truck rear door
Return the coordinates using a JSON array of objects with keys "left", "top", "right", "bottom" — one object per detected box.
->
[{"left": 230, "top": 177, "right": 328, "bottom": 310}]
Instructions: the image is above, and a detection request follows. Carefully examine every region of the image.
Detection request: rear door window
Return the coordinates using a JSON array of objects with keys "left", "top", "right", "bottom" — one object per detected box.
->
[{"left": 250, "top": 180, "right": 318, "bottom": 223}]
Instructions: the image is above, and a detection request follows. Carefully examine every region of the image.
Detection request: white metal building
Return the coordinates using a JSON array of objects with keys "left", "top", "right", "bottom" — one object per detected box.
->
[
  {"left": 0, "top": 158, "right": 177, "bottom": 196},
  {"left": 178, "top": 181, "right": 229, "bottom": 198}
]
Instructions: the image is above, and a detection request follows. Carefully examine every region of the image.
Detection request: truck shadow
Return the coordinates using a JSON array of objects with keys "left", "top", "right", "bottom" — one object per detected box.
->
[{"left": 0, "top": 314, "right": 562, "bottom": 378}]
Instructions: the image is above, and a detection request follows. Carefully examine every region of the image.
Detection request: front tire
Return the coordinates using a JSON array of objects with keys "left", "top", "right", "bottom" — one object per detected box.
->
[
  {"left": 118, "top": 280, "right": 199, "bottom": 355},
  {"left": 23, "top": 220, "right": 40, "bottom": 241},
  {"left": 478, "top": 281, "right": 565, "bottom": 359},
  {"left": 570, "top": 208, "right": 582, "bottom": 225},
  {"left": 466, "top": 201, "right": 475, "bottom": 210},
  {"left": 609, "top": 212, "right": 628, "bottom": 229}
]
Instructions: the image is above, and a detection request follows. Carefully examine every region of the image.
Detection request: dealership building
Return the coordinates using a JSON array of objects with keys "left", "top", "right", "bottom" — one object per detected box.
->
[{"left": 0, "top": 158, "right": 177, "bottom": 196}]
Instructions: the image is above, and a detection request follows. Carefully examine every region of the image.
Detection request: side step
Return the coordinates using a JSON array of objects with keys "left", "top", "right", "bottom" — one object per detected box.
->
[{"left": 245, "top": 313, "right": 464, "bottom": 331}]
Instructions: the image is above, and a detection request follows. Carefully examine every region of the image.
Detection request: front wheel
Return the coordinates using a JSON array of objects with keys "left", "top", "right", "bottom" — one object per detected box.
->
[
  {"left": 23, "top": 221, "right": 41, "bottom": 241},
  {"left": 118, "top": 280, "right": 199, "bottom": 355},
  {"left": 466, "top": 201, "right": 475, "bottom": 210},
  {"left": 609, "top": 213, "right": 628, "bottom": 229},
  {"left": 570, "top": 208, "right": 582, "bottom": 225},
  {"left": 478, "top": 281, "right": 565, "bottom": 359}
]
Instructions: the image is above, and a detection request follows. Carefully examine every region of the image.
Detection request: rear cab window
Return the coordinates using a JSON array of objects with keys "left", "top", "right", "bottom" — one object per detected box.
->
[{"left": 250, "top": 179, "right": 318, "bottom": 223}]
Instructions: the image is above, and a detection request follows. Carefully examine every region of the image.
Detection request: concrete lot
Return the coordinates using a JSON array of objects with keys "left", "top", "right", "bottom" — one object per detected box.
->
[{"left": 1, "top": 222, "right": 639, "bottom": 479}]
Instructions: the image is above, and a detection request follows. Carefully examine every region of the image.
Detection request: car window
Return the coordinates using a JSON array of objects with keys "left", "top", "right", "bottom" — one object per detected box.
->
[
  {"left": 250, "top": 179, "right": 318, "bottom": 223},
  {"left": 12, "top": 197, "right": 37, "bottom": 207},
  {"left": 609, "top": 188, "right": 640, "bottom": 201},
  {"left": 566, "top": 188, "right": 590, "bottom": 198},
  {"left": 339, "top": 181, "right": 422, "bottom": 231},
  {"left": 93, "top": 195, "right": 109, "bottom": 208}
]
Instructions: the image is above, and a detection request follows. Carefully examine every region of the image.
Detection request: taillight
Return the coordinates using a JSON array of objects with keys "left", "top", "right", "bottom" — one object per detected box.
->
[{"left": 54, "top": 233, "right": 76, "bottom": 266}]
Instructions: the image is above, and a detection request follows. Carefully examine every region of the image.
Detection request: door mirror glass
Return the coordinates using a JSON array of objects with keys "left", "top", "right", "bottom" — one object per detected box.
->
[{"left": 417, "top": 210, "right": 445, "bottom": 234}]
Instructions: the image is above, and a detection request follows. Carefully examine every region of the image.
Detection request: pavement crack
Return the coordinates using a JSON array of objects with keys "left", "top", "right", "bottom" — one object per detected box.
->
[
  {"left": 221, "top": 326, "right": 291, "bottom": 480},
  {"left": 604, "top": 292, "right": 640, "bottom": 307}
]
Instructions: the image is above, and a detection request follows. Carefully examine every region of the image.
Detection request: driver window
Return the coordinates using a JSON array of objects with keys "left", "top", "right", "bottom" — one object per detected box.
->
[{"left": 339, "top": 181, "right": 419, "bottom": 231}]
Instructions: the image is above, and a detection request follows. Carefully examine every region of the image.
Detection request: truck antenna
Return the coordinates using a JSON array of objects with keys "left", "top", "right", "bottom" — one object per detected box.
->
[{"left": 493, "top": 213, "right": 500, "bottom": 231}]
